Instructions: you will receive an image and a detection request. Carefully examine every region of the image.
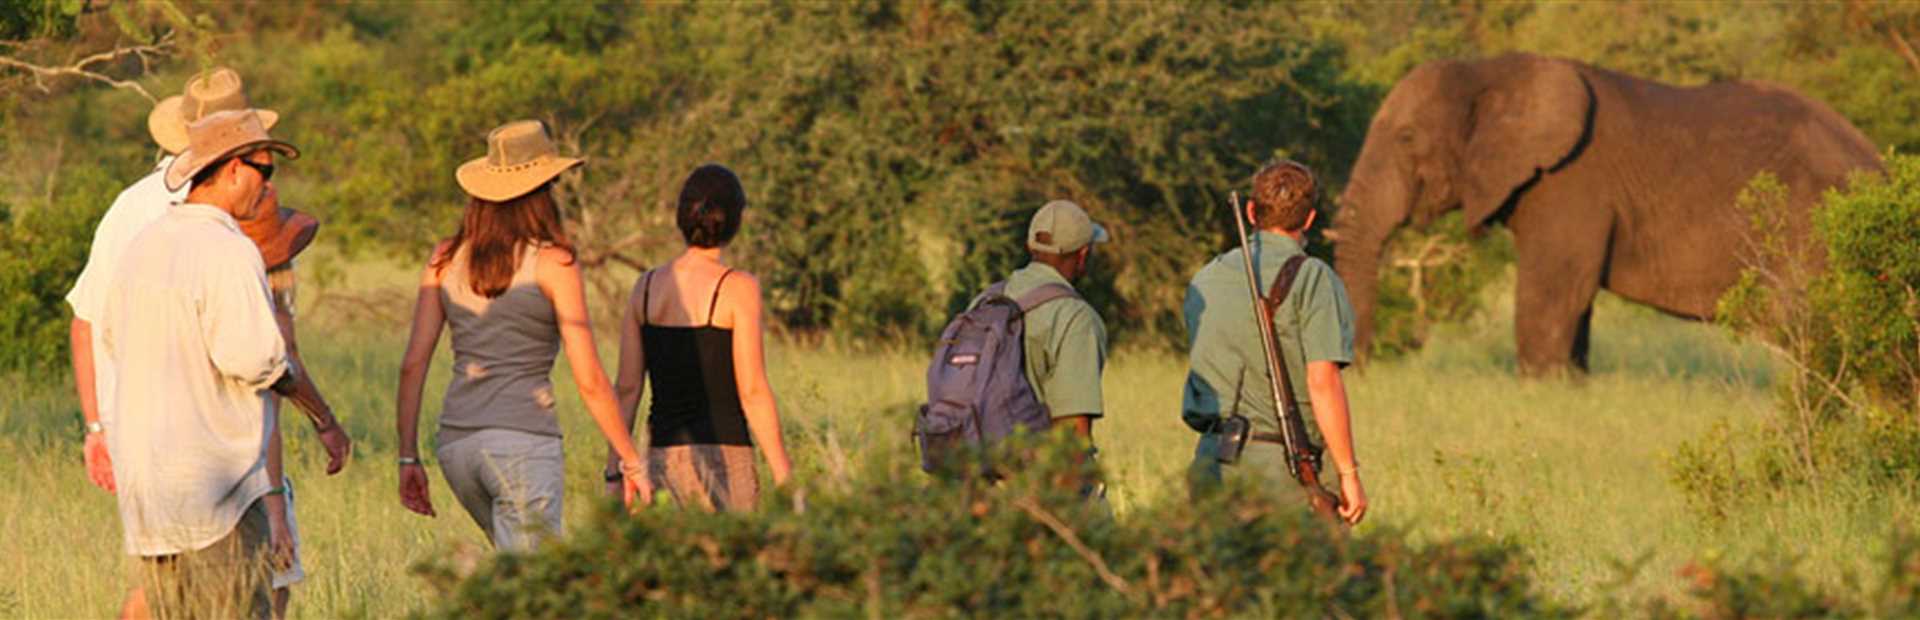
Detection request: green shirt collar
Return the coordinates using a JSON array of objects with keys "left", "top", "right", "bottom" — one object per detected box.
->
[
  {"left": 1252, "top": 230, "right": 1306, "bottom": 260},
  {"left": 1012, "top": 261, "right": 1073, "bottom": 288}
]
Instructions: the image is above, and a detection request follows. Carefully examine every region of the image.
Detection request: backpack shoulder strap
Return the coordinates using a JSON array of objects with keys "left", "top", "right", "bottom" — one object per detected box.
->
[
  {"left": 1263, "top": 255, "right": 1312, "bottom": 317},
  {"left": 1014, "top": 282, "right": 1078, "bottom": 313},
  {"left": 969, "top": 280, "right": 1011, "bottom": 309}
]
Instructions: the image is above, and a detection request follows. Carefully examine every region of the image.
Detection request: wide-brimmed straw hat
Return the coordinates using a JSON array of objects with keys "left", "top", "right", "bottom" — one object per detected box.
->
[
  {"left": 455, "top": 120, "right": 583, "bottom": 202},
  {"left": 164, "top": 108, "right": 300, "bottom": 192},
  {"left": 147, "top": 67, "right": 279, "bottom": 155}
]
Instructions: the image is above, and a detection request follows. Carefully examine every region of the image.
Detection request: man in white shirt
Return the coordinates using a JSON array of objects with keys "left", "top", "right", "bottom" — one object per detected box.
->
[
  {"left": 101, "top": 108, "right": 300, "bottom": 620},
  {"left": 66, "top": 67, "right": 282, "bottom": 494}
]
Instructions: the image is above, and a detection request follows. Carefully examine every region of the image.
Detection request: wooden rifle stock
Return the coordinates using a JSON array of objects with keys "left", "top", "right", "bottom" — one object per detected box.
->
[{"left": 1228, "top": 191, "right": 1344, "bottom": 522}]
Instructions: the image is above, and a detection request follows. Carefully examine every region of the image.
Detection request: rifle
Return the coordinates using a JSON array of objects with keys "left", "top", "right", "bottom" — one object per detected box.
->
[{"left": 1228, "top": 191, "right": 1343, "bottom": 520}]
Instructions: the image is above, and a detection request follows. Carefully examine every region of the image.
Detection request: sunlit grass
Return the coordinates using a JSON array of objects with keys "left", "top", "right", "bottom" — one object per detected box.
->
[{"left": 1, "top": 270, "right": 1912, "bottom": 617}]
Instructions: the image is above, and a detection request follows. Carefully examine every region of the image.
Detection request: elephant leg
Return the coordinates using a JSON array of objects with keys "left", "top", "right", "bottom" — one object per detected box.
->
[
  {"left": 1508, "top": 187, "right": 1612, "bottom": 376},
  {"left": 1570, "top": 305, "right": 1593, "bottom": 372}
]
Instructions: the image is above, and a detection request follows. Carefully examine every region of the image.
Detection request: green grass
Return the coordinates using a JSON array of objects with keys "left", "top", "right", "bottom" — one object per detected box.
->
[{"left": 2, "top": 268, "right": 1914, "bottom": 618}]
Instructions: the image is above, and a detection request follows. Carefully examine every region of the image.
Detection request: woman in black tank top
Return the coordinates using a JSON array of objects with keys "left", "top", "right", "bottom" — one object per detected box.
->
[{"left": 608, "top": 165, "right": 793, "bottom": 512}]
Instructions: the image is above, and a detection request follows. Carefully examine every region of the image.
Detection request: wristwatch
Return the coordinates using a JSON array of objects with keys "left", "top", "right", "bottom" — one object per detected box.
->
[
  {"left": 603, "top": 468, "right": 623, "bottom": 483},
  {"left": 85, "top": 421, "right": 105, "bottom": 435}
]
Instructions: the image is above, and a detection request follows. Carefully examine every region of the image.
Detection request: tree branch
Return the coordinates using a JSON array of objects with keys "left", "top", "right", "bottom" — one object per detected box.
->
[
  {"left": 1889, "top": 28, "right": 1920, "bottom": 80},
  {"left": 0, "top": 36, "right": 173, "bottom": 103},
  {"left": 1012, "top": 496, "right": 1135, "bottom": 598}
]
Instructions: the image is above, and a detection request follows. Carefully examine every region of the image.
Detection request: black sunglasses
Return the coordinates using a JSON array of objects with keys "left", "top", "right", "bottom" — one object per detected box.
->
[{"left": 234, "top": 158, "right": 274, "bottom": 182}]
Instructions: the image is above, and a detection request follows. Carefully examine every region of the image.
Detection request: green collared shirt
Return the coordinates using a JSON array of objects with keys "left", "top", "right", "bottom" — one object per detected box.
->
[
  {"left": 976, "top": 262, "right": 1108, "bottom": 419},
  {"left": 1181, "top": 232, "right": 1354, "bottom": 441}
]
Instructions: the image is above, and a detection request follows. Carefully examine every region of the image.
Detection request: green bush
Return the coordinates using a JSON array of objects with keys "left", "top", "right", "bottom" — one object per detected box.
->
[
  {"left": 1810, "top": 153, "right": 1920, "bottom": 410},
  {"left": 414, "top": 438, "right": 1566, "bottom": 619},
  {"left": 1682, "top": 156, "right": 1920, "bottom": 521},
  {"left": 0, "top": 162, "right": 125, "bottom": 373}
]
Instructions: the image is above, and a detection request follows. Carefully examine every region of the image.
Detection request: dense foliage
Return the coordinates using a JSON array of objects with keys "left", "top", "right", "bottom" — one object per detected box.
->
[
  {"left": 418, "top": 434, "right": 1920, "bottom": 619},
  {"left": 415, "top": 439, "right": 1567, "bottom": 619},
  {"left": 2, "top": 1, "right": 1916, "bottom": 370}
]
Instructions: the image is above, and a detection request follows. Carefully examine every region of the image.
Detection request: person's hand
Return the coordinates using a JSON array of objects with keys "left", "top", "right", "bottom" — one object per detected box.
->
[
  {"left": 1338, "top": 472, "right": 1368, "bottom": 525},
  {"left": 316, "top": 423, "right": 351, "bottom": 475},
  {"left": 399, "top": 463, "right": 436, "bottom": 517},
  {"left": 769, "top": 456, "right": 793, "bottom": 488},
  {"left": 268, "top": 508, "right": 295, "bottom": 571},
  {"left": 622, "top": 475, "right": 655, "bottom": 510},
  {"left": 617, "top": 459, "right": 652, "bottom": 512},
  {"left": 83, "top": 432, "right": 115, "bottom": 492}
]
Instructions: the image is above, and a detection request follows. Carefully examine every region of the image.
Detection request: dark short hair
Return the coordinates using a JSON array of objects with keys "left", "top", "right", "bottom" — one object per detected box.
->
[
  {"left": 1251, "top": 159, "right": 1318, "bottom": 231},
  {"left": 676, "top": 164, "right": 746, "bottom": 248}
]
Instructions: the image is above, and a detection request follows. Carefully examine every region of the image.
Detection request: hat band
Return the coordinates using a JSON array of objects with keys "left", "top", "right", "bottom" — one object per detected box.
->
[{"left": 484, "top": 157, "right": 556, "bottom": 174}]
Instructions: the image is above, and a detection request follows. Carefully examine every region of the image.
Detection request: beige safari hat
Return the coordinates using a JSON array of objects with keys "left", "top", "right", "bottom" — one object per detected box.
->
[
  {"left": 163, "top": 109, "right": 300, "bottom": 191},
  {"left": 147, "top": 67, "right": 279, "bottom": 155},
  {"left": 1027, "top": 199, "right": 1111, "bottom": 254},
  {"left": 455, "top": 120, "right": 583, "bottom": 202}
]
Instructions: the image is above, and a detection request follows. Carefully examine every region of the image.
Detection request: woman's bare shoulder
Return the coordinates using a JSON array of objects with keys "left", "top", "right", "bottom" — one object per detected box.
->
[
  {"left": 721, "top": 269, "right": 762, "bottom": 301},
  {"left": 535, "top": 244, "right": 578, "bottom": 267},
  {"left": 420, "top": 240, "right": 457, "bottom": 284}
]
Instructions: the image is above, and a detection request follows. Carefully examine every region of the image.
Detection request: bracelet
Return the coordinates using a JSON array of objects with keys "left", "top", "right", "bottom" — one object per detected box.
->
[
  {"left": 311, "top": 415, "right": 337, "bottom": 433},
  {"left": 397, "top": 457, "right": 424, "bottom": 467},
  {"left": 85, "top": 421, "right": 105, "bottom": 435},
  {"left": 618, "top": 459, "right": 645, "bottom": 480},
  {"left": 1336, "top": 463, "right": 1361, "bottom": 475},
  {"left": 264, "top": 486, "right": 287, "bottom": 497}
]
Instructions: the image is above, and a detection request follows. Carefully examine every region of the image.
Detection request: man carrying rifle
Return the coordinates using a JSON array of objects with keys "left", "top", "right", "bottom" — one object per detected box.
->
[{"left": 1180, "top": 159, "right": 1367, "bottom": 525}]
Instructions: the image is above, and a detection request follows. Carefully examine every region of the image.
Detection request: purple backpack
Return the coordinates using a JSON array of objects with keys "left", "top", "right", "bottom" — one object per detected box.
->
[{"left": 916, "top": 281, "right": 1078, "bottom": 475}]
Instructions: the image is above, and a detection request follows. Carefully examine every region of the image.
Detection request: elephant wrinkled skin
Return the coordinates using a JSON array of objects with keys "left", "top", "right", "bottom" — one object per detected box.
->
[{"left": 1334, "top": 53, "right": 1883, "bottom": 375}]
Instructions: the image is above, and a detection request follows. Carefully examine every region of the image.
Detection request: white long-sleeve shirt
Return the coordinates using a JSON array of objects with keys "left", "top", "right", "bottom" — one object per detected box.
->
[
  {"left": 101, "top": 202, "right": 288, "bottom": 557},
  {"left": 65, "top": 156, "right": 187, "bottom": 428}
]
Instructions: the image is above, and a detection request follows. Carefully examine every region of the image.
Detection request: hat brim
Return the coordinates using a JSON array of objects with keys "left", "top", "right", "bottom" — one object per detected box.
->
[
  {"left": 164, "top": 139, "right": 300, "bottom": 192},
  {"left": 148, "top": 96, "right": 279, "bottom": 155},
  {"left": 258, "top": 208, "right": 320, "bottom": 271},
  {"left": 455, "top": 155, "right": 583, "bottom": 202}
]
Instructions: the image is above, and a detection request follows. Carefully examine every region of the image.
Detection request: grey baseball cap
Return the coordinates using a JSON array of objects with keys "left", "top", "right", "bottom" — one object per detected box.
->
[{"left": 1027, "top": 200, "right": 1111, "bottom": 253}]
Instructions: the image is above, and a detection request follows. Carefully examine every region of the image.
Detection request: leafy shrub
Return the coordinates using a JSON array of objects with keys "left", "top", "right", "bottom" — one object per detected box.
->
[
  {"left": 0, "top": 162, "right": 124, "bottom": 373},
  {"left": 1631, "top": 528, "right": 1920, "bottom": 619},
  {"left": 1680, "top": 156, "right": 1920, "bottom": 519},
  {"left": 414, "top": 437, "right": 1566, "bottom": 619}
]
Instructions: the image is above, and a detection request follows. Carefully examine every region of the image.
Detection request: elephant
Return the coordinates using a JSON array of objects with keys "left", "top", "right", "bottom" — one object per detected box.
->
[{"left": 1333, "top": 53, "right": 1883, "bottom": 375}]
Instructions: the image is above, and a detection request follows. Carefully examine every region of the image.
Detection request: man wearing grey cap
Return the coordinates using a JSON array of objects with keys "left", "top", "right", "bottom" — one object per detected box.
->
[{"left": 985, "top": 199, "right": 1112, "bottom": 453}]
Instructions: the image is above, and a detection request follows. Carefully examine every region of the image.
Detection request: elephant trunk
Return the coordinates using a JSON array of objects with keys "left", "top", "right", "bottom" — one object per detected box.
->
[
  {"left": 1334, "top": 224, "right": 1389, "bottom": 361},
  {"left": 1332, "top": 169, "right": 1409, "bottom": 363}
]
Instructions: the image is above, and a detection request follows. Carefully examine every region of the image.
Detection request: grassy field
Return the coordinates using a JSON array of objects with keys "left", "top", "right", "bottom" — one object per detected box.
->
[{"left": 1, "top": 264, "right": 1913, "bottom": 618}]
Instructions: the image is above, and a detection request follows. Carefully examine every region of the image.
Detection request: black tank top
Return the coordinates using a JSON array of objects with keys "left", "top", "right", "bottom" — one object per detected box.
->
[{"left": 641, "top": 269, "right": 752, "bottom": 446}]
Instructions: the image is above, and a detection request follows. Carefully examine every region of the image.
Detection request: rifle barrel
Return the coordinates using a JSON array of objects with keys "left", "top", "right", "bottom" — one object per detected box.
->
[{"left": 1228, "top": 191, "right": 1304, "bottom": 479}]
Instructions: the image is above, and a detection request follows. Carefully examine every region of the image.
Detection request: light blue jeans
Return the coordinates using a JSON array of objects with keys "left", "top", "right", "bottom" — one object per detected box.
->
[{"left": 435, "top": 427, "right": 565, "bottom": 552}]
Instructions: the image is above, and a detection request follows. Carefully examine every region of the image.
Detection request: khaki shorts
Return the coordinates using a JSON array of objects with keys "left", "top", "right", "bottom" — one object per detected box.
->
[{"left": 137, "top": 498, "right": 273, "bottom": 620}]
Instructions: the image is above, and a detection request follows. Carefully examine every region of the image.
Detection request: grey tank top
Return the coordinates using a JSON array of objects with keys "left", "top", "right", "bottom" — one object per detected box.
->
[{"left": 437, "top": 245, "right": 562, "bottom": 438}]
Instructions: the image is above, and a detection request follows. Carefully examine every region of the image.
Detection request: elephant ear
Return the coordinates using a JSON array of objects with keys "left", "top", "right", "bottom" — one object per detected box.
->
[{"left": 1460, "top": 55, "right": 1592, "bottom": 231}]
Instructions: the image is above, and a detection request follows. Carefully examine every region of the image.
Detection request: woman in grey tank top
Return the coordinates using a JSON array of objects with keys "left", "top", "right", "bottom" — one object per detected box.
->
[{"left": 393, "top": 121, "right": 647, "bottom": 551}]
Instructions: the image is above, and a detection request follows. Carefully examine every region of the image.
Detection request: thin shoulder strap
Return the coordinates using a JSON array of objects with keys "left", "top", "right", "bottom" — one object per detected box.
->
[
  {"left": 706, "top": 269, "right": 735, "bottom": 327},
  {"left": 639, "top": 270, "right": 654, "bottom": 327}
]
